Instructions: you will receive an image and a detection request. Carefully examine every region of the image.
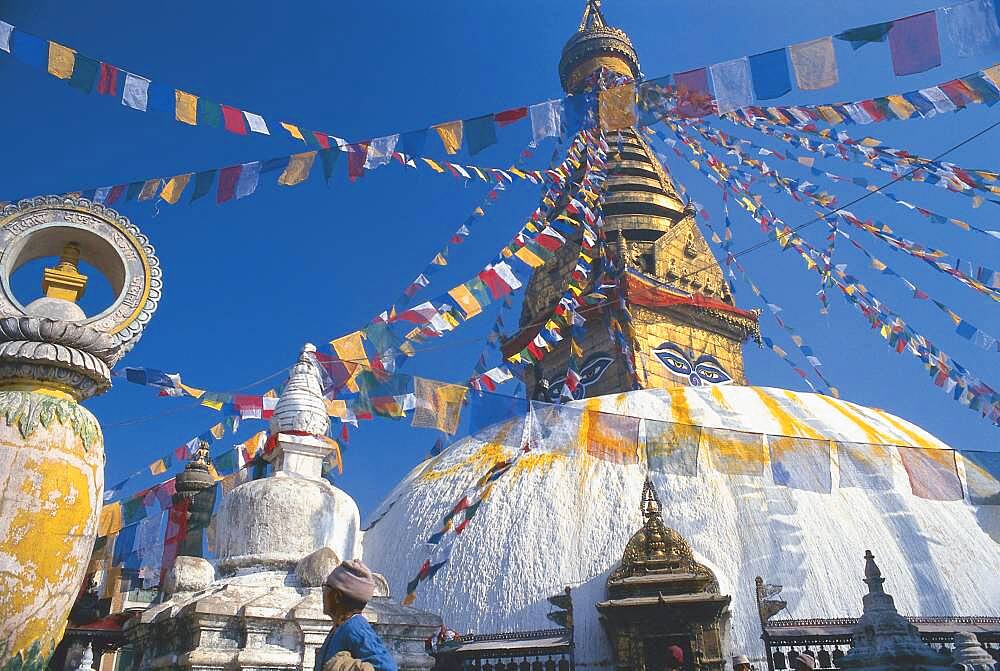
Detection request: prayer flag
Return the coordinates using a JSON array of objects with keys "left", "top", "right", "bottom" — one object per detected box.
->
[
  {"left": 645, "top": 420, "right": 699, "bottom": 476},
  {"left": 97, "top": 62, "right": 119, "bottom": 96},
  {"left": 401, "top": 129, "right": 428, "bottom": 157},
  {"left": 433, "top": 121, "right": 463, "bottom": 155},
  {"left": 768, "top": 436, "right": 832, "bottom": 493},
  {"left": 138, "top": 179, "right": 161, "bottom": 201},
  {"left": 920, "top": 86, "right": 956, "bottom": 114},
  {"left": 710, "top": 58, "right": 753, "bottom": 114},
  {"left": 214, "top": 450, "right": 238, "bottom": 476},
  {"left": 465, "top": 114, "right": 498, "bottom": 155},
  {"left": 160, "top": 173, "right": 192, "bottom": 205},
  {"left": 12, "top": 30, "right": 46, "bottom": 69},
  {"left": 447, "top": 284, "right": 483, "bottom": 319},
  {"left": 191, "top": 170, "right": 217, "bottom": 202},
  {"left": 749, "top": 48, "right": 792, "bottom": 100},
  {"left": 149, "top": 459, "right": 168, "bottom": 476},
  {"left": 412, "top": 377, "right": 468, "bottom": 435},
  {"left": 319, "top": 148, "right": 339, "bottom": 183},
  {"left": 706, "top": 426, "right": 766, "bottom": 475},
  {"left": 888, "top": 12, "right": 941, "bottom": 76},
  {"left": 122, "top": 73, "right": 150, "bottom": 111},
  {"left": 530, "top": 100, "right": 562, "bottom": 141},
  {"left": 674, "top": 67, "right": 714, "bottom": 116},
  {"left": 789, "top": 37, "right": 838, "bottom": 90},
  {"left": 221, "top": 105, "right": 247, "bottom": 135},
  {"left": 244, "top": 111, "right": 269, "bottom": 135},
  {"left": 331, "top": 331, "right": 369, "bottom": 392},
  {"left": 281, "top": 122, "right": 306, "bottom": 142},
  {"left": 584, "top": 411, "right": 639, "bottom": 464},
  {"left": 236, "top": 162, "right": 260, "bottom": 199},
  {"left": 197, "top": 99, "right": 223, "bottom": 127},
  {"left": 278, "top": 151, "right": 317, "bottom": 186},
  {"left": 47, "top": 41, "right": 75, "bottom": 79},
  {"left": 564, "top": 92, "right": 597, "bottom": 132},
  {"left": 68, "top": 53, "right": 99, "bottom": 93},
  {"left": 175, "top": 90, "right": 198, "bottom": 125},
  {"left": 898, "top": 446, "right": 963, "bottom": 500},
  {"left": 599, "top": 83, "right": 637, "bottom": 130},
  {"left": 962, "top": 450, "right": 1000, "bottom": 505},
  {"left": 835, "top": 21, "right": 894, "bottom": 49},
  {"left": 0, "top": 21, "right": 11, "bottom": 53},
  {"left": 940, "top": 0, "right": 1000, "bottom": 58},
  {"left": 495, "top": 107, "right": 528, "bottom": 126},
  {"left": 217, "top": 165, "right": 241, "bottom": 204},
  {"left": 365, "top": 134, "right": 399, "bottom": 169},
  {"left": 98, "top": 502, "right": 123, "bottom": 536},
  {"left": 348, "top": 142, "right": 369, "bottom": 181},
  {"left": 529, "top": 402, "right": 583, "bottom": 455},
  {"left": 467, "top": 392, "right": 528, "bottom": 441}
]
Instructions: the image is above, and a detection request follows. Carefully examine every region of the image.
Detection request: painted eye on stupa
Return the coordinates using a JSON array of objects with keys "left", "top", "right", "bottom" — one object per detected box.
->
[
  {"left": 653, "top": 343, "right": 693, "bottom": 377},
  {"left": 578, "top": 356, "right": 613, "bottom": 387},
  {"left": 693, "top": 355, "right": 733, "bottom": 385}
]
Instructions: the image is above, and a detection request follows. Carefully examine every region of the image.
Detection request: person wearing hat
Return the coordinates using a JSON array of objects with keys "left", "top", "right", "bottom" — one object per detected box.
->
[
  {"left": 664, "top": 645, "right": 685, "bottom": 670},
  {"left": 790, "top": 652, "right": 815, "bottom": 671},
  {"left": 732, "top": 655, "right": 753, "bottom": 671},
  {"left": 314, "top": 560, "right": 398, "bottom": 671}
]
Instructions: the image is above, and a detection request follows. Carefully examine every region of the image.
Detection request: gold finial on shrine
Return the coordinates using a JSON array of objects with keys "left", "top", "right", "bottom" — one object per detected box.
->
[{"left": 41, "top": 242, "right": 88, "bottom": 303}]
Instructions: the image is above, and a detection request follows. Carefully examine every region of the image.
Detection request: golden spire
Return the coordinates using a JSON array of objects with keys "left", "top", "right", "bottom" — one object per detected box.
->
[{"left": 41, "top": 242, "right": 88, "bottom": 303}]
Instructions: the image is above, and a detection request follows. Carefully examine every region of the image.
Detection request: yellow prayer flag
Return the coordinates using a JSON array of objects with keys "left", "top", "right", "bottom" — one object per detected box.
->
[
  {"left": 886, "top": 95, "right": 915, "bottom": 120},
  {"left": 983, "top": 64, "right": 1000, "bottom": 90},
  {"left": 331, "top": 330, "right": 369, "bottom": 392},
  {"left": 599, "top": 84, "right": 637, "bottom": 131},
  {"left": 514, "top": 246, "right": 546, "bottom": 268},
  {"left": 280, "top": 122, "right": 306, "bottom": 141},
  {"left": 871, "top": 258, "right": 887, "bottom": 271},
  {"left": 47, "top": 41, "right": 75, "bottom": 79},
  {"left": 149, "top": 459, "right": 167, "bottom": 475},
  {"left": 210, "top": 422, "right": 226, "bottom": 439},
  {"left": 175, "top": 90, "right": 198, "bottom": 125},
  {"left": 422, "top": 158, "right": 445, "bottom": 173},
  {"left": 201, "top": 398, "right": 225, "bottom": 411},
  {"left": 412, "top": 376, "right": 468, "bottom": 434},
  {"left": 180, "top": 383, "right": 205, "bottom": 398},
  {"left": 508, "top": 167, "right": 527, "bottom": 180},
  {"left": 98, "top": 502, "right": 123, "bottom": 536},
  {"left": 324, "top": 398, "right": 348, "bottom": 418},
  {"left": 432, "top": 120, "right": 463, "bottom": 155},
  {"left": 706, "top": 427, "right": 766, "bottom": 475},
  {"left": 816, "top": 105, "right": 844, "bottom": 125},
  {"left": 160, "top": 173, "right": 193, "bottom": 204},
  {"left": 448, "top": 284, "right": 483, "bottom": 319},
  {"left": 264, "top": 389, "right": 277, "bottom": 398},
  {"left": 278, "top": 151, "right": 318, "bottom": 186}
]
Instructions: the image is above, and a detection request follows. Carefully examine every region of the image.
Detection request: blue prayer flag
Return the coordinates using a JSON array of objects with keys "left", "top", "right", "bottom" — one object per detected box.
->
[
  {"left": 769, "top": 436, "right": 832, "bottom": 493},
  {"left": 113, "top": 523, "right": 138, "bottom": 566},
  {"left": 749, "top": 49, "right": 792, "bottom": 100},
  {"left": 563, "top": 92, "right": 597, "bottom": 135},
  {"left": 963, "top": 450, "right": 1000, "bottom": 505},
  {"left": 465, "top": 114, "right": 498, "bottom": 155},
  {"left": 466, "top": 392, "right": 527, "bottom": 446},
  {"left": 12, "top": 30, "right": 46, "bottom": 69},
  {"left": 401, "top": 129, "right": 428, "bottom": 157}
]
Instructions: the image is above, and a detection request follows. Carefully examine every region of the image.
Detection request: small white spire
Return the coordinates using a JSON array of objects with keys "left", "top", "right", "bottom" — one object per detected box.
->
[{"left": 269, "top": 343, "right": 331, "bottom": 438}]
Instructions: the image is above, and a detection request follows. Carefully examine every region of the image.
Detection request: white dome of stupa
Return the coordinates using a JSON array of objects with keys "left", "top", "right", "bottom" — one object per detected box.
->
[{"left": 362, "top": 385, "right": 1000, "bottom": 667}]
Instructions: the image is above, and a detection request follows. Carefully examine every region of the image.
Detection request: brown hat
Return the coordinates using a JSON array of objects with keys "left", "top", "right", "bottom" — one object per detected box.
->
[
  {"left": 326, "top": 560, "right": 375, "bottom": 603},
  {"left": 793, "top": 652, "right": 815, "bottom": 670},
  {"left": 732, "top": 655, "right": 751, "bottom": 667}
]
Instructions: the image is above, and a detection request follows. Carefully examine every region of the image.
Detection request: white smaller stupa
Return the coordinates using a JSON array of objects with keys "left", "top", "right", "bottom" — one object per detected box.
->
[{"left": 129, "top": 344, "right": 441, "bottom": 670}]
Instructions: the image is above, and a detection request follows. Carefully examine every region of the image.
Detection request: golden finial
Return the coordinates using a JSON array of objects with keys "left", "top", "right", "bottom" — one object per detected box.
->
[{"left": 41, "top": 242, "right": 88, "bottom": 303}]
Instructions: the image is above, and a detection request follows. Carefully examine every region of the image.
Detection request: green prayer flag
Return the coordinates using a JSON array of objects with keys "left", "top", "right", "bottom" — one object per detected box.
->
[
  {"left": 213, "top": 449, "right": 238, "bottom": 475},
  {"left": 122, "top": 496, "right": 146, "bottom": 525},
  {"left": 835, "top": 21, "right": 893, "bottom": 50},
  {"left": 68, "top": 53, "right": 99, "bottom": 93},
  {"left": 319, "top": 148, "right": 339, "bottom": 184},
  {"left": 191, "top": 170, "right": 217, "bottom": 202},
  {"left": 197, "top": 99, "right": 223, "bottom": 127},
  {"left": 125, "top": 181, "right": 143, "bottom": 201}
]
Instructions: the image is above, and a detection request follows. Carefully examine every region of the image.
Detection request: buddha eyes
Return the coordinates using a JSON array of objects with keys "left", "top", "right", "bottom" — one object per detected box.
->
[
  {"left": 694, "top": 359, "right": 732, "bottom": 384},
  {"left": 579, "top": 357, "right": 612, "bottom": 386},
  {"left": 654, "top": 342, "right": 732, "bottom": 386}
]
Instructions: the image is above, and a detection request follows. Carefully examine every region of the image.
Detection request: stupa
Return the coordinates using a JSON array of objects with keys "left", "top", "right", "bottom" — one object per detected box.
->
[
  {"left": 128, "top": 344, "right": 441, "bottom": 670},
  {"left": 362, "top": 3, "right": 1000, "bottom": 668}
]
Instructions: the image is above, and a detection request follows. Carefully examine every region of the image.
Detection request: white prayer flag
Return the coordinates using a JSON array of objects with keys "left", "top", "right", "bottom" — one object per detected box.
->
[
  {"left": 710, "top": 57, "right": 753, "bottom": 114},
  {"left": 365, "top": 134, "right": 399, "bottom": 169},
  {"left": 530, "top": 99, "right": 562, "bottom": 141},
  {"left": 236, "top": 161, "right": 260, "bottom": 199},
  {"left": 121, "top": 73, "right": 150, "bottom": 111},
  {"left": 940, "top": 0, "right": 1000, "bottom": 58},
  {"left": 919, "top": 86, "right": 956, "bottom": 114},
  {"left": 0, "top": 21, "right": 12, "bottom": 53},
  {"left": 243, "top": 111, "right": 270, "bottom": 135}
]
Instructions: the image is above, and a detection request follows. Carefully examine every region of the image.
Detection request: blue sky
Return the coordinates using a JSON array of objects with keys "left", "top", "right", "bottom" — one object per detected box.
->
[{"left": 1, "top": 1, "right": 997, "bottom": 517}]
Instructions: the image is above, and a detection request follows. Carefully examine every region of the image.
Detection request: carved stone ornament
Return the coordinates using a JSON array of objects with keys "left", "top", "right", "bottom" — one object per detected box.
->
[{"left": 0, "top": 197, "right": 161, "bottom": 398}]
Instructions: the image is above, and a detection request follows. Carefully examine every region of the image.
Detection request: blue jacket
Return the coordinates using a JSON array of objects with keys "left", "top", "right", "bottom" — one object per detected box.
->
[{"left": 315, "top": 614, "right": 398, "bottom": 671}]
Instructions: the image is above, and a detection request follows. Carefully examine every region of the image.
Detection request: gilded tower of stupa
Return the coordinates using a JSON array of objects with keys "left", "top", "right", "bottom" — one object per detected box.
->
[{"left": 508, "top": 0, "right": 758, "bottom": 401}]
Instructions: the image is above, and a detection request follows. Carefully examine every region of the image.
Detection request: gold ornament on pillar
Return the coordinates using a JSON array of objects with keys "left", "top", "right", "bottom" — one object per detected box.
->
[{"left": 0, "top": 196, "right": 161, "bottom": 670}]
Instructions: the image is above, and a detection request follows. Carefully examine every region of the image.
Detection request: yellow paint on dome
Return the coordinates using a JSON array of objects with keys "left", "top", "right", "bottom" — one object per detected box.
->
[
  {"left": 420, "top": 439, "right": 511, "bottom": 483},
  {"left": 813, "top": 394, "right": 894, "bottom": 445},
  {"left": 666, "top": 386, "right": 695, "bottom": 428},
  {"left": 511, "top": 451, "right": 565, "bottom": 477},
  {"left": 750, "top": 388, "right": 824, "bottom": 440},
  {"left": 867, "top": 407, "right": 935, "bottom": 449}
]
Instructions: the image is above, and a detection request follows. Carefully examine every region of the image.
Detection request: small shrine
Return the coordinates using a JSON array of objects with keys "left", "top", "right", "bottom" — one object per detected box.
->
[{"left": 597, "top": 479, "right": 730, "bottom": 671}]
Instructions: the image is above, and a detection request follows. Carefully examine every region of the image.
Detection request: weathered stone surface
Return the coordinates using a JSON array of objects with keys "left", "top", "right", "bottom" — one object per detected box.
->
[
  {"left": 952, "top": 633, "right": 996, "bottom": 671},
  {"left": 163, "top": 556, "right": 216, "bottom": 597},
  {"left": 296, "top": 547, "right": 342, "bottom": 587}
]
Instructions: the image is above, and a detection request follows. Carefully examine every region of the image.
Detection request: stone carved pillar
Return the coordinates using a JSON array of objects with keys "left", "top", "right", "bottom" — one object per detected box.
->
[{"left": 0, "top": 197, "right": 160, "bottom": 669}]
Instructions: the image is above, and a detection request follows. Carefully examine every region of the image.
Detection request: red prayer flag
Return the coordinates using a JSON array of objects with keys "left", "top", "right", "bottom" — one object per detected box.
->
[
  {"left": 899, "top": 446, "right": 963, "bottom": 500},
  {"left": 939, "top": 80, "right": 977, "bottom": 108},
  {"left": 313, "top": 132, "right": 331, "bottom": 149},
  {"left": 888, "top": 12, "right": 941, "bottom": 76},
  {"left": 217, "top": 165, "right": 242, "bottom": 204},
  {"left": 105, "top": 184, "right": 125, "bottom": 206},
  {"left": 97, "top": 63, "right": 119, "bottom": 96},
  {"left": 859, "top": 100, "right": 885, "bottom": 122},
  {"left": 221, "top": 105, "right": 247, "bottom": 135},
  {"left": 495, "top": 107, "right": 528, "bottom": 126},
  {"left": 348, "top": 142, "right": 369, "bottom": 182}
]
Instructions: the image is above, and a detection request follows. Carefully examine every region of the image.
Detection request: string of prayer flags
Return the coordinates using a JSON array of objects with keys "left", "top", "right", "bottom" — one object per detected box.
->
[{"left": 898, "top": 446, "right": 964, "bottom": 500}]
